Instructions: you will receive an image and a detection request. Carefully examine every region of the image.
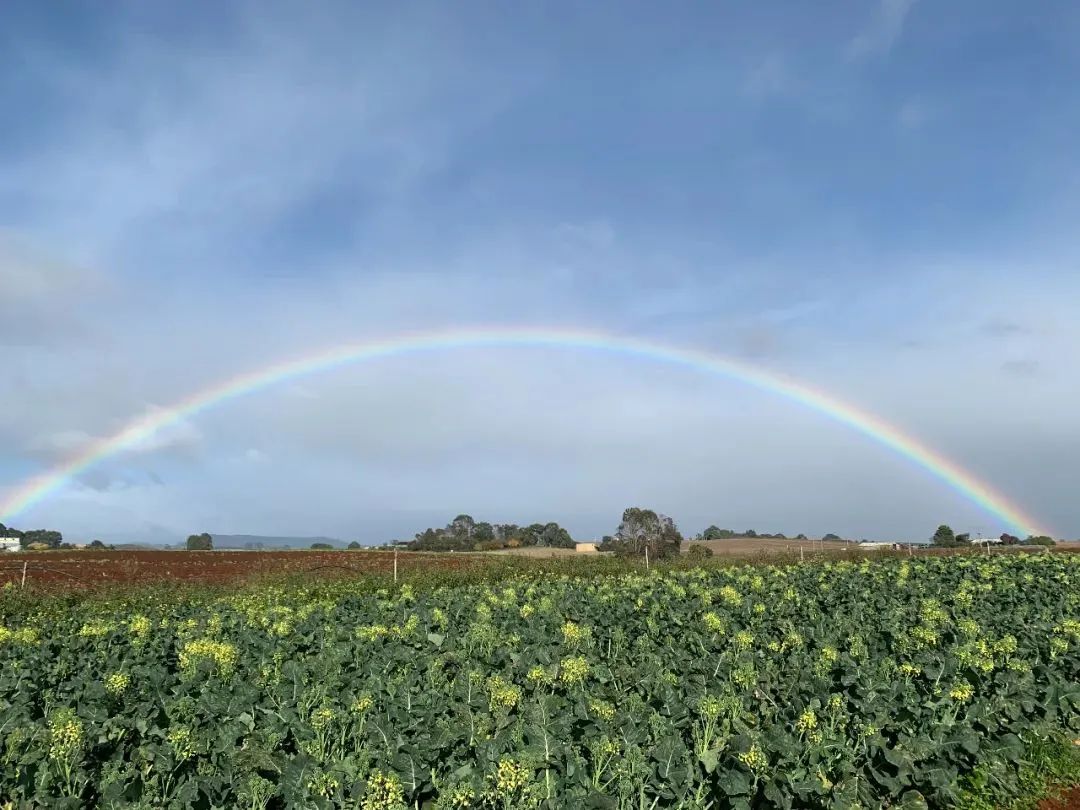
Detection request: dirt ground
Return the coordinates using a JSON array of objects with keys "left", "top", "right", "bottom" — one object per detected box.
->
[
  {"left": 0, "top": 549, "right": 483, "bottom": 590},
  {"left": 684, "top": 537, "right": 852, "bottom": 555},
  {"left": 1039, "top": 785, "right": 1080, "bottom": 810}
]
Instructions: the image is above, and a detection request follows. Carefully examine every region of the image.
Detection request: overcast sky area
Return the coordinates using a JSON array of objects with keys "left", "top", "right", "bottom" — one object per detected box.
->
[{"left": 2, "top": 1, "right": 1079, "bottom": 544}]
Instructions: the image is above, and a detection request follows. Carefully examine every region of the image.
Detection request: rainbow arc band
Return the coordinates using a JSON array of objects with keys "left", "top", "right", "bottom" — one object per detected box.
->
[{"left": 0, "top": 327, "right": 1049, "bottom": 537}]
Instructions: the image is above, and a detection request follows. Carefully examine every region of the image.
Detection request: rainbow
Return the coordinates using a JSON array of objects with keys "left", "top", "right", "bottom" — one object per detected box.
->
[{"left": 0, "top": 326, "right": 1049, "bottom": 536}]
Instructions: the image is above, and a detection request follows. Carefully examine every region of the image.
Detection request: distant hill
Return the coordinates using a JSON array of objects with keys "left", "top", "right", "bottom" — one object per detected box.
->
[{"left": 210, "top": 534, "right": 350, "bottom": 549}]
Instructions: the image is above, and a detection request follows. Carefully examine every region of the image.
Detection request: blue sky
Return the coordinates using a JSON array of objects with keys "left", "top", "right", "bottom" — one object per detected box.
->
[{"left": 2, "top": 1, "right": 1078, "bottom": 543}]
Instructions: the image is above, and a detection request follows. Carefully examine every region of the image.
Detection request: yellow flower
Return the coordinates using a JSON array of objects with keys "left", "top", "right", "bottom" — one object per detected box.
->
[
  {"left": 699, "top": 695, "right": 724, "bottom": 722},
  {"left": 308, "top": 771, "right": 341, "bottom": 799},
  {"left": 167, "top": 726, "right": 196, "bottom": 760},
  {"left": 949, "top": 682, "right": 974, "bottom": 702},
  {"left": 738, "top": 744, "right": 767, "bottom": 774},
  {"left": 559, "top": 656, "right": 590, "bottom": 686},
  {"left": 492, "top": 758, "right": 529, "bottom": 795},
  {"left": 795, "top": 709, "right": 817, "bottom": 733},
  {"left": 47, "top": 708, "right": 83, "bottom": 762},
  {"left": 105, "top": 672, "right": 130, "bottom": 696},
  {"left": 526, "top": 665, "right": 553, "bottom": 686},
  {"left": 445, "top": 785, "right": 475, "bottom": 808},
  {"left": 128, "top": 614, "right": 152, "bottom": 641},
  {"left": 358, "top": 624, "right": 390, "bottom": 641},
  {"left": 178, "top": 638, "right": 238, "bottom": 676},
  {"left": 310, "top": 707, "right": 335, "bottom": 732},
  {"left": 362, "top": 770, "right": 405, "bottom": 810},
  {"left": 733, "top": 630, "right": 753, "bottom": 650},
  {"left": 352, "top": 694, "right": 375, "bottom": 715},
  {"left": 719, "top": 585, "right": 741, "bottom": 607},
  {"left": 0, "top": 626, "right": 38, "bottom": 645},
  {"left": 562, "top": 621, "right": 589, "bottom": 646},
  {"left": 589, "top": 700, "right": 616, "bottom": 721},
  {"left": 486, "top": 675, "right": 521, "bottom": 712},
  {"left": 78, "top": 620, "right": 112, "bottom": 638},
  {"left": 703, "top": 612, "right": 726, "bottom": 633}
]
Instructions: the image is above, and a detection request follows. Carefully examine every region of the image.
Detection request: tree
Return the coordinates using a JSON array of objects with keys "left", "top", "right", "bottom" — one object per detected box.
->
[
  {"left": 795, "top": 533, "right": 809, "bottom": 541},
  {"left": 931, "top": 525, "right": 956, "bottom": 548},
  {"left": 599, "top": 507, "right": 683, "bottom": 559},
  {"left": 473, "top": 522, "right": 495, "bottom": 542},
  {"left": 954, "top": 533, "right": 971, "bottom": 545},
  {"left": 701, "top": 526, "right": 735, "bottom": 541},
  {"left": 310, "top": 542, "right": 333, "bottom": 550},
  {"left": 186, "top": 533, "right": 213, "bottom": 551},
  {"left": 450, "top": 515, "right": 475, "bottom": 539},
  {"left": 822, "top": 533, "right": 842, "bottom": 542},
  {"left": 1000, "top": 533, "right": 1020, "bottom": 545},
  {"left": 348, "top": 541, "right": 362, "bottom": 550},
  {"left": 1025, "top": 535, "right": 1055, "bottom": 547},
  {"left": 686, "top": 544, "right": 714, "bottom": 560},
  {"left": 20, "top": 529, "right": 62, "bottom": 549},
  {"left": 743, "top": 529, "right": 758, "bottom": 538},
  {"left": 495, "top": 524, "right": 521, "bottom": 543},
  {"left": 89, "top": 540, "right": 106, "bottom": 549}
]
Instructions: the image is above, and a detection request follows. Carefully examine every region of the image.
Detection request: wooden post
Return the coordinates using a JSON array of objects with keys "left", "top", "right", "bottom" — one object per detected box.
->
[
  {"left": 393, "top": 547, "right": 398, "bottom": 584},
  {"left": 21, "top": 561, "right": 28, "bottom": 589},
  {"left": 800, "top": 546, "right": 804, "bottom": 563},
  {"left": 645, "top": 546, "right": 649, "bottom": 569}
]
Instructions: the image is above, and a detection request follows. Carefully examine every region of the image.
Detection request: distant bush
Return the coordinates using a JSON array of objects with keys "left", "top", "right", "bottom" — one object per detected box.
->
[
  {"left": 186, "top": 533, "right": 213, "bottom": 551},
  {"left": 822, "top": 533, "right": 842, "bottom": 542},
  {"left": 932, "top": 525, "right": 957, "bottom": 548},
  {"left": 310, "top": 543, "right": 334, "bottom": 550},
  {"left": 1025, "top": 535, "right": 1056, "bottom": 547},
  {"left": 686, "top": 544, "right": 714, "bottom": 560},
  {"left": 347, "top": 541, "right": 362, "bottom": 550}
]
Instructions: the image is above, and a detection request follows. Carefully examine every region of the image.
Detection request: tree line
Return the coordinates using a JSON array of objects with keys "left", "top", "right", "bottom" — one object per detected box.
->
[
  {"left": 0, "top": 522, "right": 114, "bottom": 550},
  {"left": 693, "top": 526, "right": 844, "bottom": 542},
  {"left": 407, "top": 514, "right": 575, "bottom": 552},
  {"left": 931, "top": 525, "right": 1056, "bottom": 548}
]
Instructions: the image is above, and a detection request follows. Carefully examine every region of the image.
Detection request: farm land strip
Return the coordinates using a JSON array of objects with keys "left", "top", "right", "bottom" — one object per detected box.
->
[{"left": 0, "top": 552, "right": 1078, "bottom": 807}]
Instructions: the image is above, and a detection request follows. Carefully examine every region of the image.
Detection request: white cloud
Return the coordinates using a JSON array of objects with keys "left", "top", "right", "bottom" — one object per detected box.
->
[
  {"left": 743, "top": 54, "right": 789, "bottom": 99},
  {"left": 898, "top": 98, "right": 928, "bottom": 130},
  {"left": 848, "top": 0, "right": 918, "bottom": 60}
]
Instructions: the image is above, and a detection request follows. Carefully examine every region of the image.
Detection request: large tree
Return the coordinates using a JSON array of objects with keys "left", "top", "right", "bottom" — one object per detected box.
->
[
  {"left": 450, "top": 515, "right": 475, "bottom": 539},
  {"left": 20, "top": 529, "right": 62, "bottom": 549},
  {"left": 186, "top": 532, "right": 213, "bottom": 551},
  {"left": 700, "top": 526, "right": 735, "bottom": 541},
  {"left": 931, "top": 525, "right": 956, "bottom": 547},
  {"left": 600, "top": 507, "right": 683, "bottom": 559}
]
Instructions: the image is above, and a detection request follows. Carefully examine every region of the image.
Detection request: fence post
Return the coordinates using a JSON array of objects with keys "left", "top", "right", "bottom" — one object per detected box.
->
[
  {"left": 645, "top": 547, "right": 649, "bottom": 569},
  {"left": 800, "top": 546, "right": 804, "bottom": 563},
  {"left": 394, "top": 548, "right": 398, "bottom": 584},
  {"left": 21, "top": 561, "right": 27, "bottom": 589}
]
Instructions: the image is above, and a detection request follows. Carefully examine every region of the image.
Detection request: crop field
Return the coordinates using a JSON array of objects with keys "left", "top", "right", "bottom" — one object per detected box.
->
[
  {"left": 0, "top": 550, "right": 488, "bottom": 590},
  {"left": 1, "top": 554, "right": 1078, "bottom": 809}
]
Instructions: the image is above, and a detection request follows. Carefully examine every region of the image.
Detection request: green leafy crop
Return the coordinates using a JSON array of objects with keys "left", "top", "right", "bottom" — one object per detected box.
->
[{"left": 0, "top": 554, "right": 1077, "bottom": 808}]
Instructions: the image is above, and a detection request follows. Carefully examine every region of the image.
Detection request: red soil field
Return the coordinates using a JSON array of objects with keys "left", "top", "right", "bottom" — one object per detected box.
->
[
  {"left": 0, "top": 549, "right": 483, "bottom": 591},
  {"left": 1040, "top": 785, "right": 1080, "bottom": 810}
]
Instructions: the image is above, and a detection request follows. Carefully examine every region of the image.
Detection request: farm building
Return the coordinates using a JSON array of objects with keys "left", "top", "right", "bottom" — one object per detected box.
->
[
  {"left": 575, "top": 542, "right": 599, "bottom": 554},
  {"left": 0, "top": 538, "right": 21, "bottom": 553}
]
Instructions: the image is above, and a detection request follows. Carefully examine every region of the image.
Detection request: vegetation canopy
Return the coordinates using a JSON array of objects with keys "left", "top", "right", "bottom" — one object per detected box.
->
[{"left": 0, "top": 553, "right": 1077, "bottom": 808}]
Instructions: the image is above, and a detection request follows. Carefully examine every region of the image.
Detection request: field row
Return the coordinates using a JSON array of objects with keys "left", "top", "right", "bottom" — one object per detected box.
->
[{"left": 0, "top": 555, "right": 1078, "bottom": 808}]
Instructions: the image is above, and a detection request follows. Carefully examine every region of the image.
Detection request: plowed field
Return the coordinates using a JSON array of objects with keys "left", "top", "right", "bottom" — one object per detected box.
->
[{"left": 0, "top": 549, "right": 480, "bottom": 590}]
